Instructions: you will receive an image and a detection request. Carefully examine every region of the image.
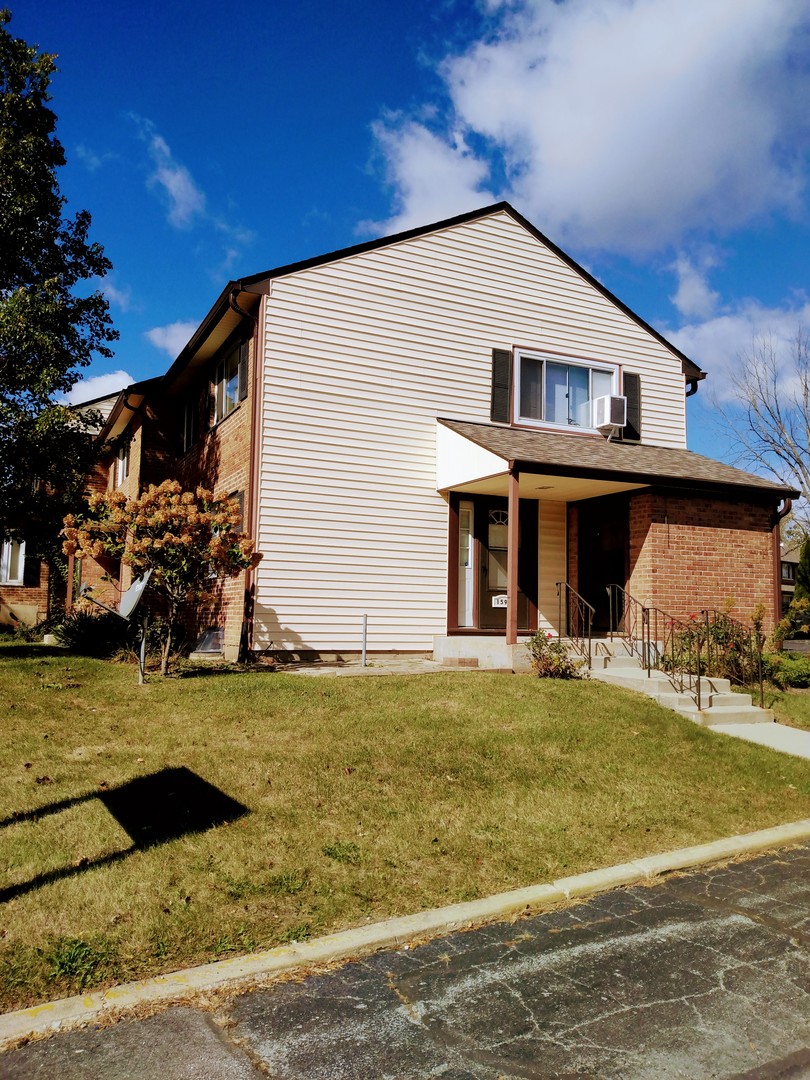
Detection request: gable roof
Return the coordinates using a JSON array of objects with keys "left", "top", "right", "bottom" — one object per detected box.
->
[
  {"left": 439, "top": 418, "right": 798, "bottom": 500},
  {"left": 165, "top": 202, "right": 704, "bottom": 388},
  {"left": 241, "top": 203, "right": 704, "bottom": 384}
]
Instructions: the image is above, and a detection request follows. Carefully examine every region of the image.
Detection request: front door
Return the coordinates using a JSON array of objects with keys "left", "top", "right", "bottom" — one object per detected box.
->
[{"left": 576, "top": 494, "right": 629, "bottom": 632}]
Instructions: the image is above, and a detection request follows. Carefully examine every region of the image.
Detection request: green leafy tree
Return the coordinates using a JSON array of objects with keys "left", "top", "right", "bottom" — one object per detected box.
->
[
  {"left": 794, "top": 536, "right": 810, "bottom": 604},
  {"left": 0, "top": 9, "right": 117, "bottom": 552},
  {"left": 63, "top": 481, "right": 262, "bottom": 674}
]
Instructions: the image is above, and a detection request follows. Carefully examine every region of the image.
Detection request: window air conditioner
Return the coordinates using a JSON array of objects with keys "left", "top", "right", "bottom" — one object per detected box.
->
[{"left": 592, "top": 395, "right": 627, "bottom": 430}]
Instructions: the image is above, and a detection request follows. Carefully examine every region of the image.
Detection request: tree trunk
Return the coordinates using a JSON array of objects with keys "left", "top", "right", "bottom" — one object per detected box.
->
[{"left": 160, "top": 604, "right": 176, "bottom": 676}]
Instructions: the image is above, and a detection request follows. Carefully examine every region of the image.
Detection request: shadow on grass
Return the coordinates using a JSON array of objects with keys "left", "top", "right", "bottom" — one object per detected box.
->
[
  {"left": 0, "top": 644, "right": 70, "bottom": 660},
  {"left": 0, "top": 767, "right": 249, "bottom": 903}
]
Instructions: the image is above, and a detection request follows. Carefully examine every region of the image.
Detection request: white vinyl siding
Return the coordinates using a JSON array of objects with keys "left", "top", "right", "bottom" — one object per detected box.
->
[
  {"left": 537, "top": 502, "right": 566, "bottom": 633},
  {"left": 254, "top": 210, "right": 688, "bottom": 652}
]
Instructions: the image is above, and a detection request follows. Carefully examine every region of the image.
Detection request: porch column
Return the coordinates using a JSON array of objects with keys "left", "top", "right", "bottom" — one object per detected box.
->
[
  {"left": 506, "top": 465, "right": 520, "bottom": 645},
  {"left": 66, "top": 551, "right": 75, "bottom": 614}
]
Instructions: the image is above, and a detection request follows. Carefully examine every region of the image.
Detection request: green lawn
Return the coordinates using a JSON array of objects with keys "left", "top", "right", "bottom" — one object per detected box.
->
[
  {"left": 2, "top": 640, "right": 810, "bottom": 1011},
  {"left": 765, "top": 686, "right": 810, "bottom": 731}
]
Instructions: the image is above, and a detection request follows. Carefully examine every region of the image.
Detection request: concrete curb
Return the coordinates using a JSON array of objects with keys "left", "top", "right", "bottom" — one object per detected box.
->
[{"left": 3, "top": 817, "right": 810, "bottom": 1049}]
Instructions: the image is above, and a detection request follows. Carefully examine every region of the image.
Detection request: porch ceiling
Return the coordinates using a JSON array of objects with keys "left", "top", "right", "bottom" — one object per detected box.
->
[{"left": 453, "top": 472, "right": 646, "bottom": 500}]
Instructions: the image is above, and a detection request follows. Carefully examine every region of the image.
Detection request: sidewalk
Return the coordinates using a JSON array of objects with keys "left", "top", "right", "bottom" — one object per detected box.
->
[{"left": 710, "top": 719, "right": 810, "bottom": 759}]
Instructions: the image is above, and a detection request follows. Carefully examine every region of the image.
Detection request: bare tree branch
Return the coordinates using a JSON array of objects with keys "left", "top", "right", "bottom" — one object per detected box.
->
[{"left": 714, "top": 327, "right": 810, "bottom": 531}]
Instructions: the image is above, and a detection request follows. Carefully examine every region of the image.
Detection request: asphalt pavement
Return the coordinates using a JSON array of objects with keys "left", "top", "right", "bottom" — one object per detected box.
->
[{"left": 4, "top": 842, "right": 810, "bottom": 1079}]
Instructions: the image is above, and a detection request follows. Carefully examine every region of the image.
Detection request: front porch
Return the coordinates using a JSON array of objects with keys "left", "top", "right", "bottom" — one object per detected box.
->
[{"left": 437, "top": 418, "right": 793, "bottom": 650}]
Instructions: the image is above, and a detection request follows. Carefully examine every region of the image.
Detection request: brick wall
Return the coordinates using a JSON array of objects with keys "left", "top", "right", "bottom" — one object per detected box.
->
[
  {"left": 71, "top": 330, "right": 258, "bottom": 659},
  {"left": 627, "top": 490, "right": 778, "bottom": 631},
  {"left": 0, "top": 562, "right": 49, "bottom": 627}
]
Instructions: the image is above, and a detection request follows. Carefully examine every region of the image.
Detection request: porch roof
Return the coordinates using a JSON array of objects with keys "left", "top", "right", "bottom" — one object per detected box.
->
[{"left": 437, "top": 418, "right": 799, "bottom": 500}]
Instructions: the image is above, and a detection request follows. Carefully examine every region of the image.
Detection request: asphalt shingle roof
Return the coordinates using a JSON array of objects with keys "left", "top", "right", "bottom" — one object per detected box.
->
[{"left": 438, "top": 418, "right": 799, "bottom": 498}]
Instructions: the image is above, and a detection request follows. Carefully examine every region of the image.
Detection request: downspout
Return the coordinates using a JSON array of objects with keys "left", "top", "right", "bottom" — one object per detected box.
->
[
  {"left": 685, "top": 379, "right": 699, "bottom": 397},
  {"left": 228, "top": 283, "right": 258, "bottom": 331},
  {"left": 772, "top": 497, "right": 793, "bottom": 636},
  {"left": 243, "top": 286, "right": 264, "bottom": 658}
]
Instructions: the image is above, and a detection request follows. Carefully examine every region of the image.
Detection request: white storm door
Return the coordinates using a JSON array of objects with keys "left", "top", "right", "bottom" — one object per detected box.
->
[{"left": 457, "top": 500, "right": 474, "bottom": 627}]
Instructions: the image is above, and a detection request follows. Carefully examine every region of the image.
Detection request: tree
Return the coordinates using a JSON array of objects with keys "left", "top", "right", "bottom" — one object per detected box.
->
[
  {"left": 794, "top": 536, "right": 810, "bottom": 604},
  {"left": 62, "top": 481, "right": 262, "bottom": 674},
  {"left": 0, "top": 9, "right": 117, "bottom": 551},
  {"left": 717, "top": 329, "right": 810, "bottom": 533}
]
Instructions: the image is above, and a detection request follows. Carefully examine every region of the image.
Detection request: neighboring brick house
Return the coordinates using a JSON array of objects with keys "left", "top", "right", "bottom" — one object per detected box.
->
[
  {"left": 0, "top": 390, "right": 121, "bottom": 631},
  {"left": 16, "top": 203, "right": 798, "bottom": 664},
  {"left": 779, "top": 543, "right": 801, "bottom": 614}
]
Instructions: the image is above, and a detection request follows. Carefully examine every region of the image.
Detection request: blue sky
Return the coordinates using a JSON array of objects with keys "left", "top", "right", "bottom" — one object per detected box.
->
[{"left": 9, "top": 0, "right": 810, "bottom": 463}]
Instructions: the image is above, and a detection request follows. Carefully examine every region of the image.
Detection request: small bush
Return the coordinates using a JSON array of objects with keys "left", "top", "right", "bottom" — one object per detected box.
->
[
  {"left": 53, "top": 609, "right": 128, "bottom": 657},
  {"left": 526, "top": 631, "right": 586, "bottom": 679},
  {"left": 763, "top": 652, "right": 810, "bottom": 689}
]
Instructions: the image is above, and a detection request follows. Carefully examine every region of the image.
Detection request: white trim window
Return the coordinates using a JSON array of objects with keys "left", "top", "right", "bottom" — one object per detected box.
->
[
  {"left": 514, "top": 350, "right": 617, "bottom": 430},
  {"left": 115, "top": 443, "right": 130, "bottom": 487},
  {"left": 0, "top": 539, "right": 25, "bottom": 585},
  {"left": 214, "top": 341, "right": 247, "bottom": 424}
]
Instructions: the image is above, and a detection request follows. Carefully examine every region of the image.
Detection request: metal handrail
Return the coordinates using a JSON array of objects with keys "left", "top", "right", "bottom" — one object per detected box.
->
[
  {"left": 606, "top": 583, "right": 648, "bottom": 668},
  {"left": 556, "top": 581, "right": 595, "bottom": 668},
  {"left": 606, "top": 584, "right": 704, "bottom": 710},
  {"left": 645, "top": 605, "right": 703, "bottom": 711}
]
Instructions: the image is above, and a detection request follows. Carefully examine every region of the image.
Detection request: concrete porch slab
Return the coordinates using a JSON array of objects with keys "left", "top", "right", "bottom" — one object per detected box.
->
[{"left": 433, "top": 635, "right": 534, "bottom": 672}]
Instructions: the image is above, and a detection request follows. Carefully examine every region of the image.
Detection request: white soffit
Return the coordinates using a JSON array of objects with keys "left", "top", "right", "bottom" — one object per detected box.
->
[{"left": 436, "top": 422, "right": 507, "bottom": 492}]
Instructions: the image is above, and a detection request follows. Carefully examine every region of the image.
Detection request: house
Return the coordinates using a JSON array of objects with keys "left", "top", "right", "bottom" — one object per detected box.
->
[
  {"left": 7, "top": 203, "right": 798, "bottom": 666},
  {"left": 779, "top": 543, "right": 801, "bottom": 614}
]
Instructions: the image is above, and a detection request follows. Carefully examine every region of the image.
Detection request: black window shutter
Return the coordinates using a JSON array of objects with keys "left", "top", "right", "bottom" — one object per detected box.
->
[
  {"left": 23, "top": 549, "right": 40, "bottom": 588},
  {"left": 238, "top": 341, "right": 249, "bottom": 401},
  {"left": 490, "top": 348, "right": 513, "bottom": 423},
  {"left": 622, "top": 372, "right": 641, "bottom": 441}
]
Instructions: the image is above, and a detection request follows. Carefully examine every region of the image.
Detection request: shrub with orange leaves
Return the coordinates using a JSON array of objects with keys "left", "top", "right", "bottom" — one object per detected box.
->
[{"left": 63, "top": 480, "right": 261, "bottom": 673}]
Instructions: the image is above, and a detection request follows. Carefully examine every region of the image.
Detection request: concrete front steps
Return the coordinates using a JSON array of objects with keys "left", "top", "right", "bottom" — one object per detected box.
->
[{"left": 589, "top": 653, "right": 774, "bottom": 726}]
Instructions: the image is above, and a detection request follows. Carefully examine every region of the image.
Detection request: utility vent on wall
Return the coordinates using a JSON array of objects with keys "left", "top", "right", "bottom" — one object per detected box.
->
[{"left": 592, "top": 395, "right": 627, "bottom": 431}]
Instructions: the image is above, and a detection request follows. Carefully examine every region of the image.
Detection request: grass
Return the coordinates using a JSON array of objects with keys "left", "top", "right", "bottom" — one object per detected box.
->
[
  {"left": 2, "top": 639, "right": 810, "bottom": 1010},
  {"left": 765, "top": 686, "right": 810, "bottom": 731}
]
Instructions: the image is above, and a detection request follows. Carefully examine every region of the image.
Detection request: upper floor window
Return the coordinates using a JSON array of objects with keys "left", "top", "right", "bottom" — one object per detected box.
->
[
  {"left": 782, "top": 561, "right": 797, "bottom": 583},
  {"left": 0, "top": 538, "right": 25, "bottom": 585},
  {"left": 182, "top": 396, "right": 197, "bottom": 453},
  {"left": 514, "top": 350, "right": 617, "bottom": 430},
  {"left": 115, "top": 443, "right": 130, "bottom": 487},
  {"left": 214, "top": 340, "right": 248, "bottom": 424}
]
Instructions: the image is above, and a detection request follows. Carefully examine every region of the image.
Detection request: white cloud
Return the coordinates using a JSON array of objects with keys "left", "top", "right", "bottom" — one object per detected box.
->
[
  {"left": 364, "top": 120, "right": 495, "bottom": 235},
  {"left": 669, "top": 298, "right": 810, "bottom": 400},
  {"left": 129, "top": 116, "right": 253, "bottom": 273},
  {"left": 669, "top": 254, "right": 720, "bottom": 320},
  {"left": 65, "top": 370, "right": 134, "bottom": 405},
  {"left": 132, "top": 116, "right": 206, "bottom": 229},
  {"left": 145, "top": 320, "right": 198, "bottom": 358},
  {"left": 75, "top": 144, "right": 117, "bottom": 172},
  {"left": 102, "top": 280, "right": 133, "bottom": 313},
  {"left": 371, "top": 0, "right": 810, "bottom": 252}
]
